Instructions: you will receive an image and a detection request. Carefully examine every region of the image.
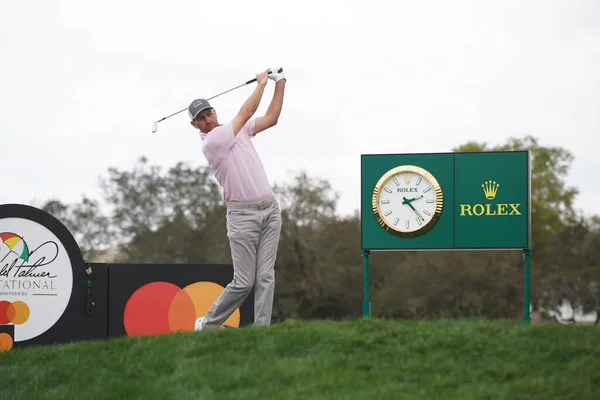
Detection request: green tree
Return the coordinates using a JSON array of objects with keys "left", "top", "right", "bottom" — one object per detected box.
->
[
  {"left": 271, "top": 172, "right": 361, "bottom": 320},
  {"left": 537, "top": 217, "right": 600, "bottom": 323},
  {"left": 40, "top": 197, "right": 113, "bottom": 259},
  {"left": 98, "top": 156, "right": 229, "bottom": 263}
]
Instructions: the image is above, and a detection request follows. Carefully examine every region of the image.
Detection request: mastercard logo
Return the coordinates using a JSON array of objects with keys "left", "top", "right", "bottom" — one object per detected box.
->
[
  {"left": 0, "top": 300, "right": 30, "bottom": 325},
  {"left": 123, "top": 281, "right": 239, "bottom": 336},
  {"left": 0, "top": 300, "right": 26, "bottom": 352},
  {"left": 0, "top": 332, "right": 13, "bottom": 352}
]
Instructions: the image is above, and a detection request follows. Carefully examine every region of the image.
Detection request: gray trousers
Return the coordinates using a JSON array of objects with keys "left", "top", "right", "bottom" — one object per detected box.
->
[{"left": 201, "top": 199, "right": 282, "bottom": 329}]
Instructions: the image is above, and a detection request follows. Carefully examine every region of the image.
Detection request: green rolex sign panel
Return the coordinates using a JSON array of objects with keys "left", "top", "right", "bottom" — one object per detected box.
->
[
  {"left": 454, "top": 152, "right": 530, "bottom": 249},
  {"left": 361, "top": 151, "right": 531, "bottom": 251}
]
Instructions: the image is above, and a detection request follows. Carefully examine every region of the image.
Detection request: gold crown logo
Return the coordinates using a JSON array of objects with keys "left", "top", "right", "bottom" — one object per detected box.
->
[
  {"left": 481, "top": 180, "right": 499, "bottom": 200},
  {"left": 403, "top": 175, "right": 412, "bottom": 184}
]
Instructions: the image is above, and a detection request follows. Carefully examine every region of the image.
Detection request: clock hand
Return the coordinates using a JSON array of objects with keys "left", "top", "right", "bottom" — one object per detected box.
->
[
  {"left": 403, "top": 194, "right": 424, "bottom": 203},
  {"left": 402, "top": 197, "right": 425, "bottom": 220},
  {"left": 414, "top": 209, "right": 425, "bottom": 221},
  {"left": 403, "top": 197, "right": 425, "bottom": 220},
  {"left": 402, "top": 196, "right": 415, "bottom": 208}
]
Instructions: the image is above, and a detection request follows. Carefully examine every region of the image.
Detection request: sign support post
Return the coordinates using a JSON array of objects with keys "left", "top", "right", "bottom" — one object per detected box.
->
[
  {"left": 523, "top": 248, "right": 532, "bottom": 324},
  {"left": 362, "top": 249, "right": 371, "bottom": 318}
]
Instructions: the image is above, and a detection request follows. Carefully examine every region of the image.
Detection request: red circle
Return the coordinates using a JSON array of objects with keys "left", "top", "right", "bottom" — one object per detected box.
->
[
  {"left": 0, "top": 301, "right": 11, "bottom": 324},
  {"left": 123, "top": 282, "right": 182, "bottom": 336}
]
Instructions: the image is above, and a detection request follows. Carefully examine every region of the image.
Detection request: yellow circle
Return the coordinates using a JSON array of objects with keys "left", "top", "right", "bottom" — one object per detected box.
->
[
  {"left": 182, "top": 281, "right": 240, "bottom": 328},
  {"left": 0, "top": 333, "right": 13, "bottom": 352},
  {"left": 8, "top": 301, "right": 30, "bottom": 325}
]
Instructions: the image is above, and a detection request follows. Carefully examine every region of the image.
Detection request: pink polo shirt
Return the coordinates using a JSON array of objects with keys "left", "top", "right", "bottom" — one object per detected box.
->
[{"left": 200, "top": 119, "right": 274, "bottom": 202}]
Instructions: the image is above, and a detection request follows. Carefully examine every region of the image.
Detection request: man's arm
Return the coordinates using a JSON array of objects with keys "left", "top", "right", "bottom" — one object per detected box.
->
[
  {"left": 231, "top": 69, "right": 269, "bottom": 136},
  {"left": 254, "top": 79, "right": 286, "bottom": 136}
]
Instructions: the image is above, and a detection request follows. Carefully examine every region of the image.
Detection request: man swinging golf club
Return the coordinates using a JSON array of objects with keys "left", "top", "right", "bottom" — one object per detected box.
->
[{"left": 189, "top": 68, "right": 286, "bottom": 331}]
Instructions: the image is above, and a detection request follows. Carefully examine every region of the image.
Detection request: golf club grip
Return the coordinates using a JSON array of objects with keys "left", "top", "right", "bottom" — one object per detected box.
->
[{"left": 245, "top": 68, "right": 284, "bottom": 85}]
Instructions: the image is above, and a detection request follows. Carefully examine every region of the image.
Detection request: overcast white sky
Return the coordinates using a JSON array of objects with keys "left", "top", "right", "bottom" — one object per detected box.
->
[{"left": 1, "top": 0, "right": 599, "bottom": 219}]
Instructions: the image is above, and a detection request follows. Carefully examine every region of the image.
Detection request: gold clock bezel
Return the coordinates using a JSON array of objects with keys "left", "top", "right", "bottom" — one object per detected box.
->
[{"left": 372, "top": 165, "right": 444, "bottom": 238}]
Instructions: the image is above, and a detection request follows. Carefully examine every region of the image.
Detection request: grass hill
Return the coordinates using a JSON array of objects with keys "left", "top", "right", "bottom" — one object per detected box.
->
[{"left": 1, "top": 318, "right": 599, "bottom": 399}]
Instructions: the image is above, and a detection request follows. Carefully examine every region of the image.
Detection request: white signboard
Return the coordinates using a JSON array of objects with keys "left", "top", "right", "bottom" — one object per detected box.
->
[{"left": 0, "top": 218, "right": 73, "bottom": 342}]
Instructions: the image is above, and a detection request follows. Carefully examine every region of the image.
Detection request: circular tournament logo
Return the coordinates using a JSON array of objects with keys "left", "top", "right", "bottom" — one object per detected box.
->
[{"left": 0, "top": 218, "right": 73, "bottom": 342}]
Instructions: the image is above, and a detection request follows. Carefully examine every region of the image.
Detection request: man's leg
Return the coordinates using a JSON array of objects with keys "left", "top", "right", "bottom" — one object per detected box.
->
[
  {"left": 254, "top": 202, "right": 282, "bottom": 326},
  {"left": 199, "top": 208, "right": 261, "bottom": 329}
]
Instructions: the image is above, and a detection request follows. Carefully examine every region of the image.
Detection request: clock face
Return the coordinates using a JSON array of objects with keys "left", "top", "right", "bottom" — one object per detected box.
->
[{"left": 372, "top": 165, "right": 443, "bottom": 237}]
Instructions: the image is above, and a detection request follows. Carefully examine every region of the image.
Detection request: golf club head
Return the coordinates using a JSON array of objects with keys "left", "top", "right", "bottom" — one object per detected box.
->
[{"left": 152, "top": 122, "right": 158, "bottom": 133}]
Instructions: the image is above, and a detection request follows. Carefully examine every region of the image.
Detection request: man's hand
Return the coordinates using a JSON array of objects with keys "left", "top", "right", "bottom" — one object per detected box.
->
[
  {"left": 256, "top": 69, "right": 270, "bottom": 86},
  {"left": 268, "top": 68, "right": 286, "bottom": 83}
]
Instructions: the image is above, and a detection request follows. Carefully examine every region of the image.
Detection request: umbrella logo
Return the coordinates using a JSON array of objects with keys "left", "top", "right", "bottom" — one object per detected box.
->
[{"left": 0, "top": 233, "right": 30, "bottom": 262}]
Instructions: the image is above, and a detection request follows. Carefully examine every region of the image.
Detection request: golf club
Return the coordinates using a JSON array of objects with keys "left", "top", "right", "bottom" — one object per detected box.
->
[{"left": 152, "top": 68, "right": 284, "bottom": 133}]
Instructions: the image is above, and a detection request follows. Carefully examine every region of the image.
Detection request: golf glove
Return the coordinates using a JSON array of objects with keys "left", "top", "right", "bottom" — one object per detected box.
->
[{"left": 268, "top": 68, "right": 286, "bottom": 83}]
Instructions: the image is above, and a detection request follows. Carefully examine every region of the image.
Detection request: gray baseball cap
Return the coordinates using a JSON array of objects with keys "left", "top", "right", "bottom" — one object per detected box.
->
[{"left": 188, "top": 98, "right": 213, "bottom": 120}]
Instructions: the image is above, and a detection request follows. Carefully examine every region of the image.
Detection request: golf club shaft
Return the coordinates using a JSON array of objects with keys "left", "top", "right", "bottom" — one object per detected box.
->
[{"left": 153, "top": 68, "right": 283, "bottom": 128}]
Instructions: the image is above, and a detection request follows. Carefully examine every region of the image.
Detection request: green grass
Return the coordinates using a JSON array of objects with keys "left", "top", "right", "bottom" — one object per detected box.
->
[{"left": 1, "top": 318, "right": 599, "bottom": 399}]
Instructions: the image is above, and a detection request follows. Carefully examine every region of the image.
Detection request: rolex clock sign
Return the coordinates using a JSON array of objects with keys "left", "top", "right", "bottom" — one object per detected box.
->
[
  {"left": 360, "top": 151, "right": 532, "bottom": 321},
  {"left": 361, "top": 151, "right": 531, "bottom": 251}
]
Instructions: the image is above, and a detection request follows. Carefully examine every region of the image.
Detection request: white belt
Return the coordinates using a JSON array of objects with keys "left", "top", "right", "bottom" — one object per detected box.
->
[{"left": 226, "top": 199, "right": 276, "bottom": 210}]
